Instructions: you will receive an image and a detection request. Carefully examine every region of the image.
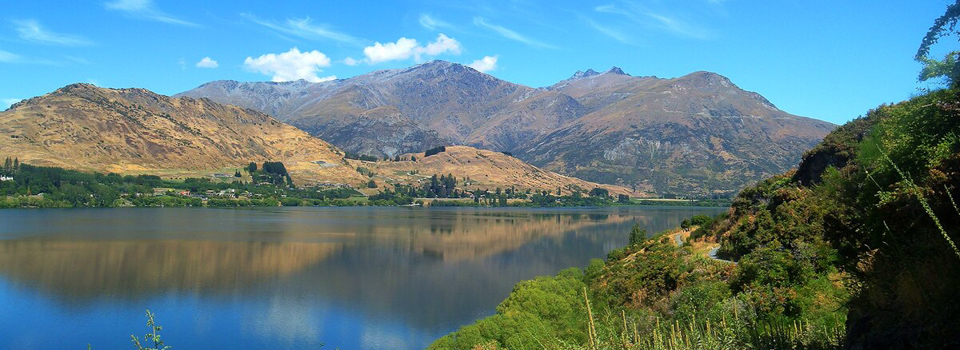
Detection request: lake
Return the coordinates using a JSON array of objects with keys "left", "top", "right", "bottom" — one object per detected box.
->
[{"left": 0, "top": 206, "right": 726, "bottom": 349}]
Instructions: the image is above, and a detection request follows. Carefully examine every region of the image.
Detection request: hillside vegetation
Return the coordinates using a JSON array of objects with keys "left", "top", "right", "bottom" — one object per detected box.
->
[
  {"left": 430, "top": 8, "right": 960, "bottom": 347},
  {"left": 358, "top": 146, "right": 641, "bottom": 198}
]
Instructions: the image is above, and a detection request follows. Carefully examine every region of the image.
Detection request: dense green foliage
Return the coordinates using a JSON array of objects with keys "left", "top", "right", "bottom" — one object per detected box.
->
[
  {"left": 344, "top": 152, "right": 380, "bottom": 162},
  {"left": 432, "top": 228, "right": 845, "bottom": 350},
  {"left": 634, "top": 198, "right": 733, "bottom": 207},
  {"left": 917, "top": 1, "right": 960, "bottom": 88},
  {"left": 424, "top": 146, "right": 447, "bottom": 157},
  {"left": 0, "top": 160, "right": 362, "bottom": 208}
]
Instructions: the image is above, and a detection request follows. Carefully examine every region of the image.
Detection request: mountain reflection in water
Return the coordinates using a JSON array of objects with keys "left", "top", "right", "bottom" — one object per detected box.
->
[{"left": 0, "top": 206, "right": 726, "bottom": 350}]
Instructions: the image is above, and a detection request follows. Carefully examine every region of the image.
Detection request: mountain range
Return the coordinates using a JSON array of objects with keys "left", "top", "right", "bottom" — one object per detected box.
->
[
  {"left": 179, "top": 60, "right": 835, "bottom": 196},
  {"left": 0, "top": 83, "right": 633, "bottom": 195}
]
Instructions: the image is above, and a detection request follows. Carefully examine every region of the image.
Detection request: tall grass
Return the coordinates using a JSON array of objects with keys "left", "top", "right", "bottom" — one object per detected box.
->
[{"left": 581, "top": 296, "right": 844, "bottom": 350}]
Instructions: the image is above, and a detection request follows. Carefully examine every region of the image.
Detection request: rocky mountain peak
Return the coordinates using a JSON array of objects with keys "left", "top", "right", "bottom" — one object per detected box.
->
[
  {"left": 570, "top": 69, "right": 601, "bottom": 80},
  {"left": 54, "top": 83, "right": 102, "bottom": 95},
  {"left": 683, "top": 71, "right": 734, "bottom": 86},
  {"left": 606, "top": 67, "right": 628, "bottom": 75}
]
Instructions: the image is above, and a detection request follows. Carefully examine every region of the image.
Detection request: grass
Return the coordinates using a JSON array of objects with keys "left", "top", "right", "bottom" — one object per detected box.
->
[{"left": 581, "top": 298, "right": 844, "bottom": 350}]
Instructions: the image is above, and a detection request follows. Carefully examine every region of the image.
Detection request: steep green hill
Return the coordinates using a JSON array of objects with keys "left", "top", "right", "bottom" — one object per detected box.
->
[{"left": 429, "top": 67, "right": 960, "bottom": 350}]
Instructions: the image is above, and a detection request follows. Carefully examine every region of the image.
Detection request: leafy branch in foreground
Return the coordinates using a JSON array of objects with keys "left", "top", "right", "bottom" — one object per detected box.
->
[
  {"left": 872, "top": 143, "right": 960, "bottom": 260},
  {"left": 131, "top": 309, "right": 171, "bottom": 350}
]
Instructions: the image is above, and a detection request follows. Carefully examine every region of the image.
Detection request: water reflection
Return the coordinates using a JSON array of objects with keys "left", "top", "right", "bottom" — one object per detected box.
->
[
  {"left": 0, "top": 207, "right": 726, "bottom": 349},
  {"left": 0, "top": 240, "right": 342, "bottom": 300}
]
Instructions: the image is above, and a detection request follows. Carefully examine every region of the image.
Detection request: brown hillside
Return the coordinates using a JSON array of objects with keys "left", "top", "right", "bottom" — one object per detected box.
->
[
  {"left": 359, "top": 146, "right": 645, "bottom": 197},
  {"left": 0, "top": 83, "right": 365, "bottom": 186}
]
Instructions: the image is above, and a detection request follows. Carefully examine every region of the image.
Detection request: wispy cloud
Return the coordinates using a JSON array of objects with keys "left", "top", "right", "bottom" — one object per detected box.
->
[
  {"left": 595, "top": 1, "right": 711, "bottom": 40},
  {"left": 473, "top": 17, "right": 556, "bottom": 49},
  {"left": 0, "top": 50, "right": 20, "bottom": 63},
  {"left": 12, "top": 19, "right": 93, "bottom": 46},
  {"left": 363, "top": 33, "right": 462, "bottom": 64},
  {"left": 419, "top": 14, "right": 454, "bottom": 31},
  {"left": 0, "top": 49, "right": 81, "bottom": 66},
  {"left": 105, "top": 0, "right": 198, "bottom": 27},
  {"left": 468, "top": 55, "right": 498, "bottom": 73},
  {"left": 1, "top": 98, "right": 22, "bottom": 109},
  {"left": 583, "top": 17, "right": 635, "bottom": 45},
  {"left": 242, "top": 13, "right": 365, "bottom": 46},
  {"left": 244, "top": 47, "right": 336, "bottom": 82}
]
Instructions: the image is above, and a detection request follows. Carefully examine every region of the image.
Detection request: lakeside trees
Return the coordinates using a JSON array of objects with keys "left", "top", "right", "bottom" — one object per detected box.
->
[{"left": 0, "top": 161, "right": 364, "bottom": 208}]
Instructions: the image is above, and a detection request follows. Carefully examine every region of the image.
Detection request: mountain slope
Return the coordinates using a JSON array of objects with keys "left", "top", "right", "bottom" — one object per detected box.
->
[
  {"left": 360, "top": 146, "right": 638, "bottom": 197},
  {"left": 179, "top": 61, "right": 835, "bottom": 196},
  {"left": 521, "top": 71, "right": 836, "bottom": 196},
  {"left": 2, "top": 83, "right": 636, "bottom": 196},
  {"left": 0, "top": 83, "right": 365, "bottom": 185},
  {"left": 179, "top": 61, "right": 535, "bottom": 157}
]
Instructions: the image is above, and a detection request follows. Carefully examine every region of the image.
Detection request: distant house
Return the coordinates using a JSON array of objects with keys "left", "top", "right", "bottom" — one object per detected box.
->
[
  {"left": 312, "top": 182, "right": 348, "bottom": 189},
  {"left": 153, "top": 188, "right": 175, "bottom": 196},
  {"left": 0, "top": 176, "right": 13, "bottom": 181}
]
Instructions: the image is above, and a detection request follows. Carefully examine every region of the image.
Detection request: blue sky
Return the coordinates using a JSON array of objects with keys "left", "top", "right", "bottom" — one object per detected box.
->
[{"left": 0, "top": 0, "right": 953, "bottom": 124}]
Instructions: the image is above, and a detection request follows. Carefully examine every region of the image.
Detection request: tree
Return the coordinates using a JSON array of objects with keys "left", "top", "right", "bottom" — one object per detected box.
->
[
  {"left": 247, "top": 162, "right": 257, "bottom": 173},
  {"left": 411, "top": 155, "right": 417, "bottom": 162},
  {"left": 424, "top": 146, "right": 446, "bottom": 157},
  {"left": 262, "top": 162, "right": 288, "bottom": 176},
  {"left": 588, "top": 187, "right": 609, "bottom": 198},
  {"left": 916, "top": 1, "right": 960, "bottom": 87},
  {"left": 917, "top": 0, "right": 960, "bottom": 60},
  {"left": 367, "top": 179, "right": 377, "bottom": 188},
  {"left": 918, "top": 51, "right": 960, "bottom": 87},
  {"left": 628, "top": 224, "right": 646, "bottom": 246},
  {"left": 234, "top": 170, "right": 241, "bottom": 178}
]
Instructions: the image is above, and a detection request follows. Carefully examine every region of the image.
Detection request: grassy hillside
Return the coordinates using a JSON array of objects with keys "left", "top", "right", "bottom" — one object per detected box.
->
[
  {"left": 0, "top": 83, "right": 366, "bottom": 187},
  {"left": 358, "top": 146, "right": 643, "bottom": 198},
  {"left": 429, "top": 83, "right": 960, "bottom": 349}
]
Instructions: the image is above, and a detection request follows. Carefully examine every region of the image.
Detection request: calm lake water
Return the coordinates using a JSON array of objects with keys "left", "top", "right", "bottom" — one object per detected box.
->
[{"left": 0, "top": 206, "right": 726, "bottom": 349}]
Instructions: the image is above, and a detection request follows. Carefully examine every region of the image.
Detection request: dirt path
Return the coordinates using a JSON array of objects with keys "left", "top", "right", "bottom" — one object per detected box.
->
[{"left": 671, "top": 229, "right": 736, "bottom": 265}]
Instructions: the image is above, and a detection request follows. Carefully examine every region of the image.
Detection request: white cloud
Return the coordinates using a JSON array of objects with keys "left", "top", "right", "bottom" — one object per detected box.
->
[
  {"left": 363, "top": 33, "right": 461, "bottom": 64},
  {"left": 473, "top": 17, "right": 555, "bottom": 49},
  {"left": 241, "top": 14, "right": 365, "bottom": 46},
  {"left": 364, "top": 38, "right": 418, "bottom": 64},
  {"left": 196, "top": 57, "right": 218, "bottom": 68},
  {"left": 12, "top": 19, "right": 93, "bottom": 46},
  {"left": 105, "top": 0, "right": 198, "bottom": 27},
  {"left": 243, "top": 48, "right": 336, "bottom": 83},
  {"left": 343, "top": 57, "right": 360, "bottom": 66},
  {"left": 419, "top": 14, "right": 452, "bottom": 31},
  {"left": 468, "top": 55, "right": 498, "bottom": 73},
  {"left": 1, "top": 98, "right": 22, "bottom": 109},
  {"left": 422, "top": 34, "right": 461, "bottom": 56}
]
